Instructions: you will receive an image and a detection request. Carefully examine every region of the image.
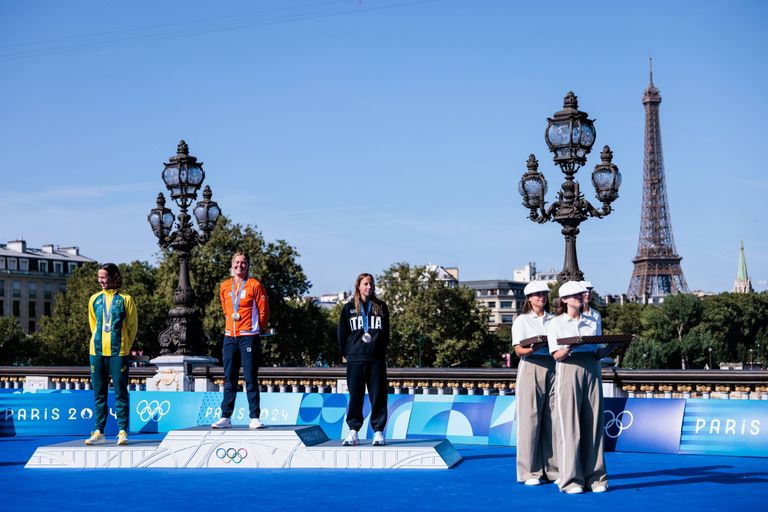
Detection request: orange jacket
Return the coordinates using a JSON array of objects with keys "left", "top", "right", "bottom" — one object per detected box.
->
[{"left": 220, "top": 277, "right": 269, "bottom": 336}]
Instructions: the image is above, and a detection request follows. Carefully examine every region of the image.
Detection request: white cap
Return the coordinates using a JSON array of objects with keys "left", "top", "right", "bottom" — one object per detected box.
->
[
  {"left": 580, "top": 280, "right": 594, "bottom": 290},
  {"left": 559, "top": 280, "right": 588, "bottom": 298},
  {"left": 523, "top": 281, "right": 550, "bottom": 296}
]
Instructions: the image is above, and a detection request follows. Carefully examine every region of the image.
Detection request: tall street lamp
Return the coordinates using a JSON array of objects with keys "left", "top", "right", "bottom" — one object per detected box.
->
[
  {"left": 149, "top": 140, "right": 221, "bottom": 355},
  {"left": 518, "top": 92, "right": 622, "bottom": 283}
]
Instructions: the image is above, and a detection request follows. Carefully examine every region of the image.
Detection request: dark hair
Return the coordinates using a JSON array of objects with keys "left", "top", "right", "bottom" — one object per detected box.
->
[
  {"left": 522, "top": 292, "right": 550, "bottom": 315},
  {"left": 353, "top": 273, "right": 381, "bottom": 315},
  {"left": 100, "top": 263, "right": 122, "bottom": 289}
]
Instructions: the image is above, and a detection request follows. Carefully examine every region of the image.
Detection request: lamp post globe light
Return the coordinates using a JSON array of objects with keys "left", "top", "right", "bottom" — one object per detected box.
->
[
  {"left": 149, "top": 140, "right": 221, "bottom": 355},
  {"left": 519, "top": 92, "right": 622, "bottom": 283}
]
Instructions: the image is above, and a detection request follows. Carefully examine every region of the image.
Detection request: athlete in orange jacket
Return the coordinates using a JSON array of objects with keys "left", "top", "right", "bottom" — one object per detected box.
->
[{"left": 211, "top": 251, "right": 269, "bottom": 430}]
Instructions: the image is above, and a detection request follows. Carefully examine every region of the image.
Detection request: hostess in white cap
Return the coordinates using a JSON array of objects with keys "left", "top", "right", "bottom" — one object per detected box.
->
[
  {"left": 558, "top": 280, "right": 588, "bottom": 298},
  {"left": 580, "top": 280, "right": 594, "bottom": 290},
  {"left": 523, "top": 281, "right": 550, "bottom": 296}
]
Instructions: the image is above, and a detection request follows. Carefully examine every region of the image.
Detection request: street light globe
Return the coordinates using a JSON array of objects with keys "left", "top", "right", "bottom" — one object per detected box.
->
[
  {"left": 519, "top": 154, "right": 547, "bottom": 209},
  {"left": 162, "top": 140, "right": 206, "bottom": 208},
  {"left": 592, "top": 145, "right": 622, "bottom": 203},
  {"left": 545, "top": 91, "right": 596, "bottom": 167}
]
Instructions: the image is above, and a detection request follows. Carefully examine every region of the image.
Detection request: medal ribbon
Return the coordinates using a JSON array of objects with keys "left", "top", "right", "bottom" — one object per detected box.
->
[
  {"left": 232, "top": 278, "right": 245, "bottom": 317},
  {"left": 359, "top": 301, "right": 372, "bottom": 333},
  {"left": 102, "top": 292, "right": 112, "bottom": 331}
]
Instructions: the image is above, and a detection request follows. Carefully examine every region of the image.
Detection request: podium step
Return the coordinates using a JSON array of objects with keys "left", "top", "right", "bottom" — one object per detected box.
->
[{"left": 26, "top": 426, "right": 461, "bottom": 470}]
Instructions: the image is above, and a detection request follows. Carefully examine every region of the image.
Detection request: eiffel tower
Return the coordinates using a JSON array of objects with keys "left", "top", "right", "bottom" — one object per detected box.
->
[{"left": 627, "top": 61, "right": 689, "bottom": 302}]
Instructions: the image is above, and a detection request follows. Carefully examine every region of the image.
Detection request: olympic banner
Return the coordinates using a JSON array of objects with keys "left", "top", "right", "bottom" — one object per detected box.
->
[
  {"left": 405, "top": 395, "right": 517, "bottom": 446},
  {"left": 603, "top": 398, "right": 685, "bottom": 454},
  {"left": 679, "top": 399, "right": 768, "bottom": 457},
  {"left": 0, "top": 390, "right": 118, "bottom": 437}
]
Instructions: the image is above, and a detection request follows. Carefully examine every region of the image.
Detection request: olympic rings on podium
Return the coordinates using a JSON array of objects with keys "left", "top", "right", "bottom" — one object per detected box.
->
[{"left": 215, "top": 447, "right": 248, "bottom": 464}]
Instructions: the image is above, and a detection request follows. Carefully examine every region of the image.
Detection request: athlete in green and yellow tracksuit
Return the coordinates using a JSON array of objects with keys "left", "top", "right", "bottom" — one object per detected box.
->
[{"left": 87, "top": 263, "right": 137, "bottom": 443}]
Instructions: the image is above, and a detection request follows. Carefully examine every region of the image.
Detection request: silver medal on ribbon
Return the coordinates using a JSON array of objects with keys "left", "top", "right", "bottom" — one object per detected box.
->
[
  {"left": 362, "top": 332, "right": 372, "bottom": 343},
  {"left": 103, "top": 324, "right": 111, "bottom": 333},
  {"left": 232, "top": 312, "right": 241, "bottom": 321}
]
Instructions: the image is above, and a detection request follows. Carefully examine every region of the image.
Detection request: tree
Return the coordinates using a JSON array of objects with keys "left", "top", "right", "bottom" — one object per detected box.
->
[
  {"left": 0, "top": 317, "right": 36, "bottom": 365},
  {"left": 155, "top": 216, "right": 315, "bottom": 361},
  {"left": 661, "top": 294, "right": 704, "bottom": 369},
  {"left": 377, "top": 263, "right": 495, "bottom": 367},
  {"left": 36, "top": 263, "right": 99, "bottom": 365}
]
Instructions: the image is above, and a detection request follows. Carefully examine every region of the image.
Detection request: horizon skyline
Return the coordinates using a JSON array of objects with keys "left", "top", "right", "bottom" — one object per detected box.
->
[{"left": 1, "top": 1, "right": 766, "bottom": 297}]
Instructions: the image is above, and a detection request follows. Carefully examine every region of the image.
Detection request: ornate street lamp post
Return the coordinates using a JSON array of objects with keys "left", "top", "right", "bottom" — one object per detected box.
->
[
  {"left": 519, "top": 92, "right": 622, "bottom": 283},
  {"left": 149, "top": 140, "right": 221, "bottom": 355}
]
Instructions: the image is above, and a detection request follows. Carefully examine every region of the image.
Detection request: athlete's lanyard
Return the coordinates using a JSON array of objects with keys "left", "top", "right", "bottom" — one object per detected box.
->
[
  {"left": 102, "top": 292, "right": 114, "bottom": 332},
  {"left": 231, "top": 278, "right": 245, "bottom": 321},
  {"left": 360, "top": 301, "right": 373, "bottom": 343}
]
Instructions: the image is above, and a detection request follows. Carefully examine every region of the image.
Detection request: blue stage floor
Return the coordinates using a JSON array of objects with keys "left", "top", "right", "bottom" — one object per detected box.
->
[{"left": 2, "top": 435, "right": 767, "bottom": 512}]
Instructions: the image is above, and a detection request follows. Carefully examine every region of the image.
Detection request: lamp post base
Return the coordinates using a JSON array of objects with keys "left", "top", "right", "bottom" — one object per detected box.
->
[{"left": 147, "top": 355, "right": 218, "bottom": 392}]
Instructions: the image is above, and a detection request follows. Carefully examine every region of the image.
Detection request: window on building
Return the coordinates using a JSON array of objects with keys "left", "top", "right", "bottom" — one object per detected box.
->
[
  {"left": 0, "top": 257, "right": 5, "bottom": 269},
  {"left": 486, "top": 301, "right": 497, "bottom": 309},
  {"left": 59, "top": 284, "right": 66, "bottom": 296},
  {"left": 0, "top": 279, "right": 4, "bottom": 296},
  {"left": 12, "top": 282, "right": 21, "bottom": 298},
  {"left": 29, "top": 283, "right": 37, "bottom": 298},
  {"left": 8, "top": 258, "right": 17, "bottom": 270},
  {"left": 501, "top": 314, "right": 515, "bottom": 323},
  {"left": 68, "top": 262, "right": 77, "bottom": 274},
  {"left": 44, "top": 301, "right": 52, "bottom": 316},
  {"left": 28, "top": 320, "right": 35, "bottom": 333},
  {"left": 29, "top": 301, "right": 36, "bottom": 317},
  {"left": 39, "top": 260, "right": 48, "bottom": 273},
  {"left": 44, "top": 283, "right": 52, "bottom": 299},
  {"left": 19, "top": 258, "right": 29, "bottom": 271},
  {"left": 0, "top": 299, "right": 4, "bottom": 315},
  {"left": 13, "top": 300, "right": 20, "bottom": 317},
  {"left": 53, "top": 261, "right": 63, "bottom": 274},
  {"left": 500, "top": 301, "right": 513, "bottom": 309}
]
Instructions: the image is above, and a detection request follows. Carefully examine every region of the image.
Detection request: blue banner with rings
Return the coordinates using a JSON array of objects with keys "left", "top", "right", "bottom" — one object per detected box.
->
[
  {"left": 2, "top": 389, "right": 767, "bottom": 457},
  {"left": 603, "top": 398, "right": 686, "bottom": 454}
]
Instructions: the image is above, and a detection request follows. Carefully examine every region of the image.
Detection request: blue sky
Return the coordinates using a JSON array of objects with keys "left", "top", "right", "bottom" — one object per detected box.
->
[{"left": 1, "top": 0, "right": 766, "bottom": 296}]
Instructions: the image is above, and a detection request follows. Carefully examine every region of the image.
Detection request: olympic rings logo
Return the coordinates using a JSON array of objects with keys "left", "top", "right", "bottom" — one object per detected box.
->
[
  {"left": 603, "top": 410, "right": 634, "bottom": 439},
  {"left": 136, "top": 400, "right": 171, "bottom": 422},
  {"left": 215, "top": 447, "right": 248, "bottom": 464}
]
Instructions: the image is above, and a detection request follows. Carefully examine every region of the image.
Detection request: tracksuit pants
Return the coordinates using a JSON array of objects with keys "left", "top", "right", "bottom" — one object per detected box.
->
[
  {"left": 220, "top": 335, "right": 261, "bottom": 419},
  {"left": 90, "top": 355, "right": 130, "bottom": 432},
  {"left": 516, "top": 355, "right": 559, "bottom": 482},
  {"left": 345, "top": 358, "right": 388, "bottom": 432},
  {"left": 555, "top": 352, "right": 608, "bottom": 492}
]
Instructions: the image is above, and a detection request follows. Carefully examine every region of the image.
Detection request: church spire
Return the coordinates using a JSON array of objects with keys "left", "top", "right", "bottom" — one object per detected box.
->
[{"left": 733, "top": 240, "right": 753, "bottom": 293}]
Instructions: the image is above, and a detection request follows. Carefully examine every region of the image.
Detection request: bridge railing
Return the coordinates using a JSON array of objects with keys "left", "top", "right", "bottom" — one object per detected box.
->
[{"left": 1, "top": 366, "right": 766, "bottom": 399}]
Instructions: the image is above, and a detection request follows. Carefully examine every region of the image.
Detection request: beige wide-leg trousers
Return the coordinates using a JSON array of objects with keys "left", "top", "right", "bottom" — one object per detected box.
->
[
  {"left": 555, "top": 352, "right": 608, "bottom": 492},
  {"left": 516, "top": 355, "right": 559, "bottom": 482}
]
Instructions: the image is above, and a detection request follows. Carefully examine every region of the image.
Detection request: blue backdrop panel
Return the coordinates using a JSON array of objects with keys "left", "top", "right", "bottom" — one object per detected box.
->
[
  {"left": 603, "top": 398, "right": 685, "bottom": 454},
  {"left": 132, "top": 392, "right": 205, "bottom": 433},
  {"left": 297, "top": 393, "right": 348, "bottom": 439},
  {"left": 406, "top": 395, "right": 454, "bottom": 440},
  {"left": 384, "top": 394, "right": 415, "bottom": 440},
  {"left": 679, "top": 399, "right": 768, "bottom": 457},
  {"left": 488, "top": 396, "right": 517, "bottom": 446},
  {"left": 0, "top": 390, "right": 117, "bottom": 437}
]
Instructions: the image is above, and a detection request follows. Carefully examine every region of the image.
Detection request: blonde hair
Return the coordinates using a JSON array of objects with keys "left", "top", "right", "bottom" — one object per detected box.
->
[{"left": 230, "top": 251, "right": 250, "bottom": 277}]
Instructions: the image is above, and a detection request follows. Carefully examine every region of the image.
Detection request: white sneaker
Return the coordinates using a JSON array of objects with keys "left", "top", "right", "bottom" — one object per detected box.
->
[
  {"left": 372, "top": 431, "right": 385, "bottom": 446},
  {"left": 524, "top": 478, "right": 541, "bottom": 486},
  {"left": 565, "top": 487, "right": 584, "bottom": 495},
  {"left": 592, "top": 485, "right": 608, "bottom": 493},
  {"left": 211, "top": 417, "right": 232, "bottom": 429},
  {"left": 84, "top": 430, "right": 105, "bottom": 445},
  {"left": 116, "top": 430, "right": 128, "bottom": 446},
  {"left": 249, "top": 418, "right": 264, "bottom": 429},
  {"left": 342, "top": 429, "right": 359, "bottom": 446}
]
